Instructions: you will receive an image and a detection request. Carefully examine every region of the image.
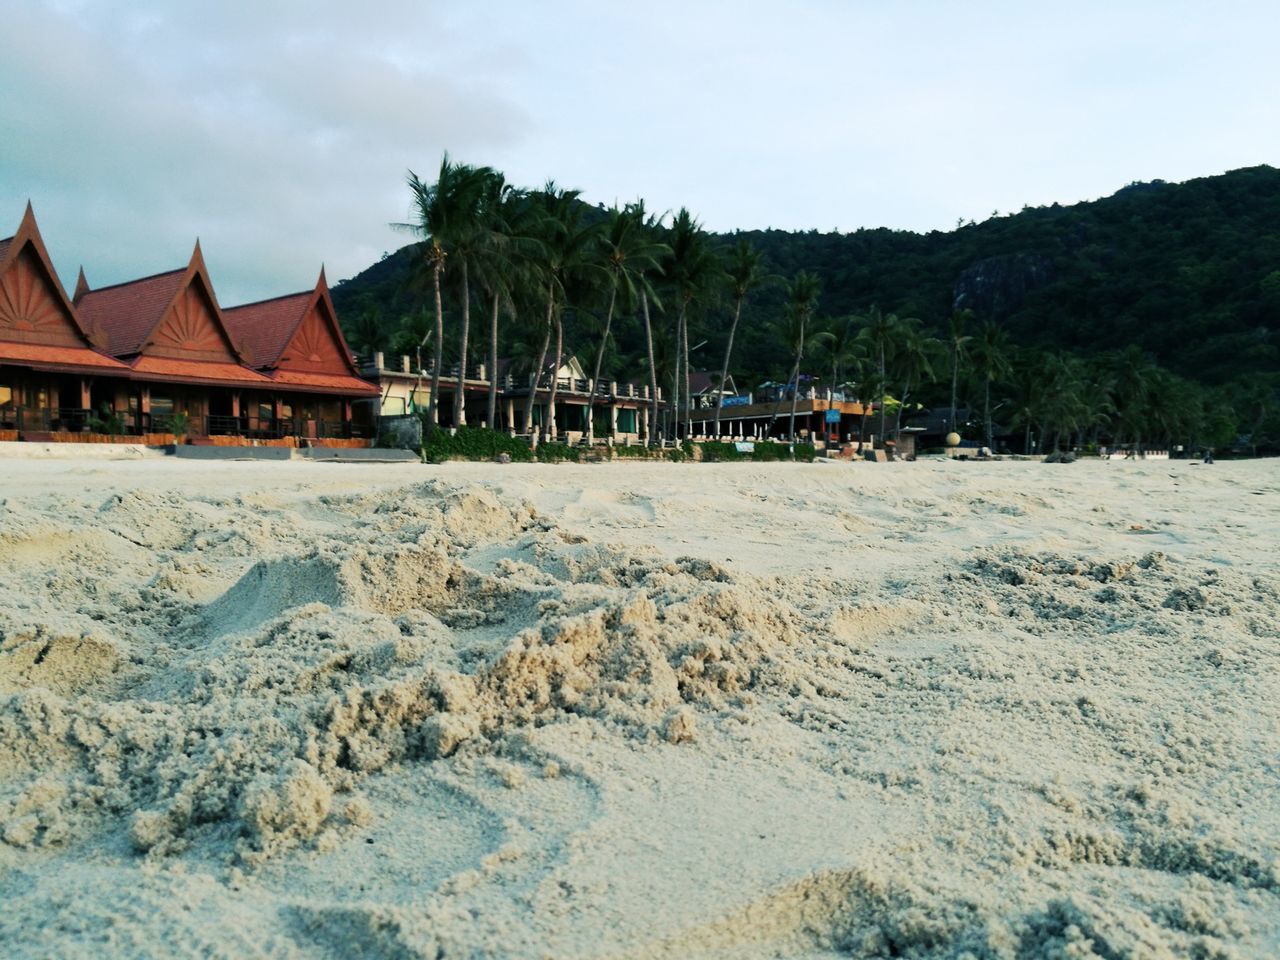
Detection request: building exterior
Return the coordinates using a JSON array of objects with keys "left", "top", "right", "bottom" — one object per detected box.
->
[
  {"left": 682, "top": 379, "right": 874, "bottom": 447},
  {"left": 0, "top": 204, "right": 378, "bottom": 444}
]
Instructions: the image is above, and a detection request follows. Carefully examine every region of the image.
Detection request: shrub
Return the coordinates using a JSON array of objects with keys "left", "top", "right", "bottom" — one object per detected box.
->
[
  {"left": 535, "top": 442, "right": 578, "bottom": 463},
  {"left": 696, "top": 441, "right": 815, "bottom": 463},
  {"left": 420, "top": 426, "right": 534, "bottom": 464}
]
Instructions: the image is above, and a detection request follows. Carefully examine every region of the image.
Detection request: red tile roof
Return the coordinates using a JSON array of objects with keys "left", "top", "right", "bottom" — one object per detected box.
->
[
  {"left": 0, "top": 341, "right": 130, "bottom": 375},
  {"left": 129, "top": 355, "right": 275, "bottom": 387},
  {"left": 223, "top": 291, "right": 310, "bottom": 367},
  {"left": 76, "top": 269, "right": 186, "bottom": 356},
  {"left": 0, "top": 236, "right": 12, "bottom": 265},
  {"left": 270, "top": 369, "right": 379, "bottom": 395}
]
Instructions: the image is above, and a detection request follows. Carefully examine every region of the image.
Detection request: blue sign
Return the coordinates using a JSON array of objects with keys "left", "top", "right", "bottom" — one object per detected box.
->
[
  {"left": 734, "top": 442, "right": 755, "bottom": 453},
  {"left": 824, "top": 408, "right": 842, "bottom": 423},
  {"left": 722, "top": 395, "right": 751, "bottom": 407}
]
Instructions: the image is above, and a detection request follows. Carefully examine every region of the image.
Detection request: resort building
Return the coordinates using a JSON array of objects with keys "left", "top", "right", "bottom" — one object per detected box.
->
[
  {"left": 0, "top": 204, "right": 377, "bottom": 444},
  {"left": 359, "top": 351, "right": 657, "bottom": 445},
  {"left": 0, "top": 204, "right": 132, "bottom": 438},
  {"left": 681, "top": 378, "right": 874, "bottom": 446},
  {"left": 495, "top": 354, "right": 652, "bottom": 445}
]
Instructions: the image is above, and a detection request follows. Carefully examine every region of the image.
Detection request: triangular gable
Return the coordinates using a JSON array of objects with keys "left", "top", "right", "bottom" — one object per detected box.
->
[
  {"left": 77, "top": 240, "right": 247, "bottom": 363},
  {"left": 553, "top": 355, "right": 586, "bottom": 380},
  {"left": 147, "top": 274, "right": 239, "bottom": 362},
  {"left": 0, "top": 204, "right": 100, "bottom": 349},
  {"left": 278, "top": 273, "right": 360, "bottom": 376}
]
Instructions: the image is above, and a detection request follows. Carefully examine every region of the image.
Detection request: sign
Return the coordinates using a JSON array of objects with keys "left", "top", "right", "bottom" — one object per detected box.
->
[
  {"left": 734, "top": 442, "right": 755, "bottom": 453},
  {"left": 824, "top": 408, "right": 841, "bottom": 424},
  {"left": 722, "top": 395, "right": 751, "bottom": 407}
]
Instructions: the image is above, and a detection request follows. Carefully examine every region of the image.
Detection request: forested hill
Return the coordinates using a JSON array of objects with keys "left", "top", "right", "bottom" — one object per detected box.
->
[{"left": 333, "top": 165, "right": 1280, "bottom": 388}]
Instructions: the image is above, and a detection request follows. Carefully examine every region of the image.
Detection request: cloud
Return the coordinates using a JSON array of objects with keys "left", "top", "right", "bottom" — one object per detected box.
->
[
  {"left": 2, "top": 0, "right": 1277, "bottom": 307},
  {"left": 0, "top": 1, "right": 531, "bottom": 303}
]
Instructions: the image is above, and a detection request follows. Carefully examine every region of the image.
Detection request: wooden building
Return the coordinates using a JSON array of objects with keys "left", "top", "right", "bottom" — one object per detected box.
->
[
  {"left": 0, "top": 204, "right": 132, "bottom": 438},
  {"left": 0, "top": 204, "right": 377, "bottom": 444}
]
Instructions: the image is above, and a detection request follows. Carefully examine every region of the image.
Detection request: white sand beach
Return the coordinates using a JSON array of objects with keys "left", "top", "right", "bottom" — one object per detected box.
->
[{"left": 1, "top": 455, "right": 1277, "bottom": 958}]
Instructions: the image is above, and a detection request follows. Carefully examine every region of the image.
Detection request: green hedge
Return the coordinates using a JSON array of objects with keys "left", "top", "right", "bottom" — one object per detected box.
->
[
  {"left": 420, "top": 426, "right": 534, "bottom": 463},
  {"left": 697, "top": 441, "right": 816, "bottom": 463}
]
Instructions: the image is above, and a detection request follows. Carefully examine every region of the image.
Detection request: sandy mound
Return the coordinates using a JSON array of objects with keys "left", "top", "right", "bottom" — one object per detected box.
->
[
  {"left": 0, "top": 482, "right": 811, "bottom": 866},
  {"left": 0, "top": 459, "right": 1276, "bottom": 958}
]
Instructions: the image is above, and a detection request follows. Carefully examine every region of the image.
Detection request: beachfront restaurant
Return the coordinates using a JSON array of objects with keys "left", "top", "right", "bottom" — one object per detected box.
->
[
  {"left": 682, "top": 379, "right": 874, "bottom": 447},
  {"left": 0, "top": 204, "right": 378, "bottom": 444}
]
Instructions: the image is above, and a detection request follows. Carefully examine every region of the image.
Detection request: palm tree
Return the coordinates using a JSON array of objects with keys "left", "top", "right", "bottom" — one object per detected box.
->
[
  {"left": 946, "top": 309, "right": 974, "bottom": 435},
  {"left": 528, "top": 183, "right": 604, "bottom": 444},
  {"left": 401, "top": 155, "right": 486, "bottom": 431},
  {"left": 445, "top": 164, "right": 501, "bottom": 427},
  {"left": 664, "top": 209, "right": 720, "bottom": 440},
  {"left": 713, "top": 239, "right": 765, "bottom": 439},
  {"left": 970, "top": 320, "right": 1012, "bottom": 450},
  {"left": 473, "top": 178, "right": 540, "bottom": 430},
  {"left": 781, "top": 270, "right": 821, "bottom": 453},
  {"left": 1106, "top": 344, "right": 1158, "bottom": 453},
  {"left": 813, "top": 315, "right": 866, "bottom": 444},
  {"left": 889, "top": 318, "right": 938, "bottom": 440},
  {"left": 626, "top": 200, "right": 666, "bottom": 444},
  {"left": 855, "top": 305, "right": 898, "bottom": 447},
  {"left": 588, "top": 204, "right": 670, "bottom": 443},
  {"left": 342, "top": 302, "right": 385, "bottom": 358}
]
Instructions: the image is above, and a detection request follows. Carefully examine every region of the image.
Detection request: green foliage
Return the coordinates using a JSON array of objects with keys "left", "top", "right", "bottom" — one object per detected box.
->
[
  {"left": 87, "top": 403, "right": 125, "bottom": 436},
  {"left": 610, "top": 443, "right": 651, "bottom": 458},
  {"left": 420, "top": 426, "right": 534, "bottom": 463},
  {"left": 697, "top": 441, "right": 815, "bottom": 463},
  {"left": 534, "top": 441, "right": 578, "bottom": 463},
  {"left": 334, "top": 164, "right": 1280, "bottom": 453}
]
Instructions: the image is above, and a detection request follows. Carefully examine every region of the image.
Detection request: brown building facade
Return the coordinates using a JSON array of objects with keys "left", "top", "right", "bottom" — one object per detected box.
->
[{"left": 0, "top": 204, "right": 377, "bottom": 444}]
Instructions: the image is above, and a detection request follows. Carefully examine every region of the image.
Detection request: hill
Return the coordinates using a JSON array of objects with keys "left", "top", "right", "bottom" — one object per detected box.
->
[{"left": 333, "top": 165, "right": 1280, "bottom": 396}]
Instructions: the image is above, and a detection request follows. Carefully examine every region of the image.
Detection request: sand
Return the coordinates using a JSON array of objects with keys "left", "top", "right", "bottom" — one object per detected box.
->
[{"left": 0, "top": 455, "right": 1276, "bottom": 958}]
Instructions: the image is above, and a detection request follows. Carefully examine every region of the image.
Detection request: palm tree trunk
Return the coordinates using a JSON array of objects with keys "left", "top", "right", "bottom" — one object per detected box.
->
[
  {"left": 671, "top": 307, "right": 684, "bottom": 441},
  {"left": 588, "top": 286, "right": 618, "bottom": 444},
  {"left": 641, "top": 288, "right": 659, "bottom": 444},
  {"left": 682, "top": 304, "right": 692, "bottom": 440},
  {"left": 486, "top": 291, "right": 500, "bottom": 430},
  {"left": 1023, "top": 422, "right": 1031, "bottom": 455},
  {"left": 786, "top": 350, "right": 803, "bottom": 456},
  {"left": 950, "top": 347, "right": 960, "bottom": 434},
  {"left": 428, "top": 260, "right": 444, "bottom": 431},
  {"left": 454, "top": 260, "right": 470, "bottom": 428},
  {"left": 984, "top": 377, "right": 993, "bottom": 450},
  {"left": 546, "top": 311, "right": 563, "bottom": 443},
  {"left": 524, "top": 295, "right": 554, "bottom": 447},
  {"left": 713, "top": 296, "right": 743, "bottom": 440},
  {"left": 877, "top": 343, "right": 887, "bottom": 447}
]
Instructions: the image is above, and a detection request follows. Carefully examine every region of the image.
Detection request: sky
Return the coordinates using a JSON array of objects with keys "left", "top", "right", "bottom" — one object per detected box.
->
[{"left": 2, "top": 0, "right": 1278, "bottom": 305}]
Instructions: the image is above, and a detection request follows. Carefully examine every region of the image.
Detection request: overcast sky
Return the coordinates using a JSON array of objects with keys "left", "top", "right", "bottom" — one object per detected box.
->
[{"left": 3, "top": 0, "right": 1278, "bottom": 305}]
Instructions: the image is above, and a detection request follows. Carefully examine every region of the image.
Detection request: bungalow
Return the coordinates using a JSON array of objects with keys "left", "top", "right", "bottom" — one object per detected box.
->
[
  {"left": 495, "top": 353, "right": 653, "bottom": 445},
  {"left": 0, "top": 204, "right": 378, "bottom": 444}
]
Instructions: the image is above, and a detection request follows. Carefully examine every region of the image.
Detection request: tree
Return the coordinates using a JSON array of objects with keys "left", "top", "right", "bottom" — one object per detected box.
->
[
  {"left": 714, "top": 239, "right": 765, "bottom": 439},
  {"left": 888, "top": 318, "right": 938, "bottom": 439},
  {"left": 663, "top": 209, "right": 720, "bottom": 439},
  {"left": 946, "top": 309, "right": 974, "bottom": 434},
  {"left": 588, "top": 204, "right": 670, "bottom": 442},
  {"left": 970, "top": 320, "right": 1012, "bottom": 450},
  {"left": 472, "top": 178, "right": 540, "bottom": 430},
  {"left": 855, "top": 305, "right": 897, "bottom": 446},
  {"left": 527, "top": 183, "right": 604, "bottom": 444},
  {"left": 781, "top": 270, "right": 821, "bottom": 454},
  {"left": 400, "top": 155, "right": 487, "bottom": 432}
]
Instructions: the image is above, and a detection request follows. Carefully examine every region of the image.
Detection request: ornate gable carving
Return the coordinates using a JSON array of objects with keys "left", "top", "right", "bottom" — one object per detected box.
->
[
  {"left": 148, "top": 283, "right": 235, "bottom": 361},
  {"left": 0, "top": 246, "right": 83, "bottom": 347},
  {"left": 279, "top": 303, "right": 348, "bottom": 372}
]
